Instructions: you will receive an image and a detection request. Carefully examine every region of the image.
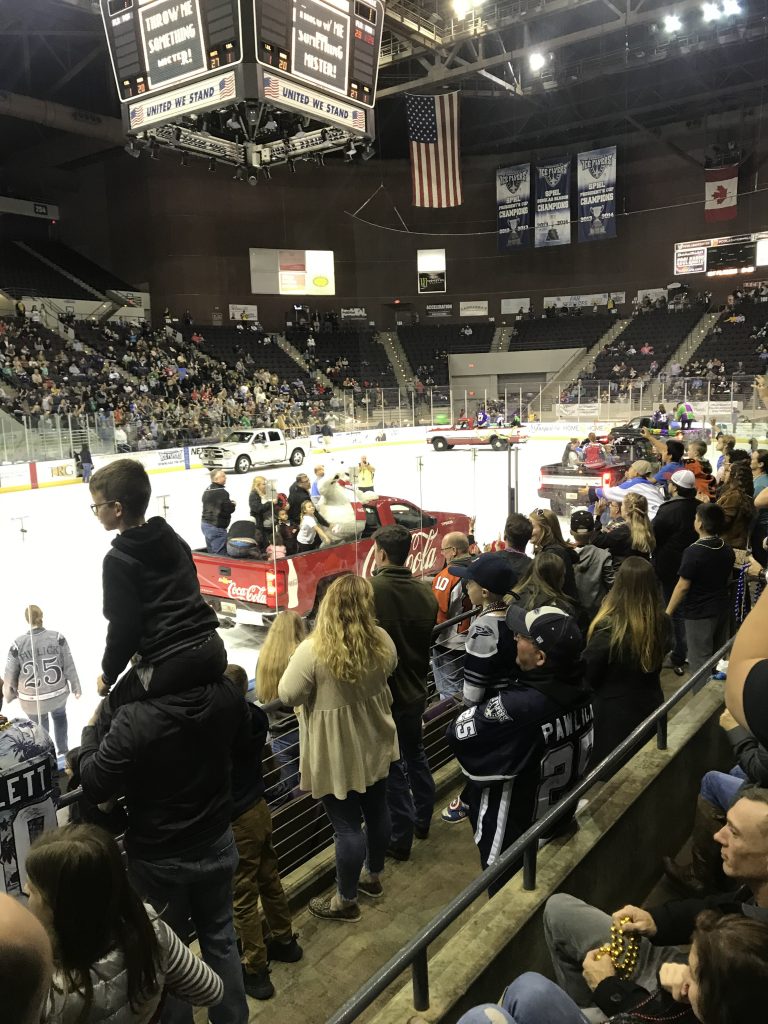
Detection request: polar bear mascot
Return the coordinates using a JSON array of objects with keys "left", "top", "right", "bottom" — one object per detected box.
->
[{"left": 316, "top": 468, "right": 374, "bottom": 542}]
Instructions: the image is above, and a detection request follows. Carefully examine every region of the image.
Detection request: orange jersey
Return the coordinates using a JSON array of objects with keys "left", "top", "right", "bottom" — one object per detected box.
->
[{"left": 432, "top": 564, "right": 472, "bottom": 642}]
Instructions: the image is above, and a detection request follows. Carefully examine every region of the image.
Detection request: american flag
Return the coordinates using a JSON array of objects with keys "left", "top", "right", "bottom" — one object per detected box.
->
[
  {"left": 406, "top": 91, "right": 462, "bottom": 208},
  {"left": 263, "top": 75, "right": 280, "bottom": 101},
  {"left": 218, "top": 75, "right": 236, "bottom": 99}
]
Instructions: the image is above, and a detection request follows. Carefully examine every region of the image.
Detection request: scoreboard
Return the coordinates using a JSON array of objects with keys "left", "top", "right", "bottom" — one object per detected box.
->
[
  {"left": 100, "top": 0, "right": 243, "bottom": 101},
  {"left": 254, "top": 0, "right": 383, "bottom": 109}
]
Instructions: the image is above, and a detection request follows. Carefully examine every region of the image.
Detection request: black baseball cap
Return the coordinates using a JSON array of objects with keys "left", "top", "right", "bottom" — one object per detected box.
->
[
  {"left": 570, "top": 509, "right": 595, "bottom": 535},
  {"left": 451, "top": 553, "right": 517, "bottom": 595},
  {"left": 505, "top": 605, "right": 583, "bottom": 661}
]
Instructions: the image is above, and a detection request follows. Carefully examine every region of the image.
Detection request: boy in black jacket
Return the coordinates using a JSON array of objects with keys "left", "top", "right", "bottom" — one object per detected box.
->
[
  {"left": 89, "top": 458, "right": 226, "bottom": 704},
  {"left": 224, "top": 665, "right": 301, "bottom": 1001}
]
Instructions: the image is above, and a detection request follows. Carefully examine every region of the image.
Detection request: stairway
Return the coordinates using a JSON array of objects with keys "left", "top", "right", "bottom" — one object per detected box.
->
[
  {"left": 535, "top": 316, "right": 632, "bottom": 414},
  {"left": 276, "top": 333, "right": 336, "bottom": 390},
  {"left": 492, "top": 324, "right": 511, "bottom": 352},
  {"left": 379, "top": 330, "right": 412, "bottom": 390},
  {"left": 648, "top": 310, "right": 722, "bottom": 403},
  {"left": 14, "top": 240, "right": 104, "bottom": 300}
]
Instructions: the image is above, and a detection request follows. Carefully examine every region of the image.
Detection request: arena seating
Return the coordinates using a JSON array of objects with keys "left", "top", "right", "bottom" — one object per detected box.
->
[
  {"left": 680, "top": 301, "right": 768, "bottom": 380},
  {"left": 0, "top": 242, "right": 94, "bottom": 300},
  {"left": 310, "top": 329, "right": 397, "bottom": 387},
  {"left": 21, "top": 240, "right": 138, "bottom": 295},
  {"left": 592, "top": 308, "right": 703, "bottom": 380},
  {"left": 179, "top": 325, "right": 311, "bottom": 385},
  {"left": 399, "top": 322, "right": 495, "bottom": 385},
  {"left": 510, "top": 313, "right": 612, "bottom": 351}
]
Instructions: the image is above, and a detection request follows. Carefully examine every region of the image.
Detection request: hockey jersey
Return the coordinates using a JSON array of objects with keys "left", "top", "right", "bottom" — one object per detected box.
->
[
  {"left": 447, "top": 673, "right": 594, "bottom": 828},
  {"left": 432, "top": 556, "right": 474, "bottom": 650},
  {"left": 462, "top": 613, "right": 518, "bottom": 705},
  {"left": 3, "top": 628, "right": 81, "bottom": 713}
]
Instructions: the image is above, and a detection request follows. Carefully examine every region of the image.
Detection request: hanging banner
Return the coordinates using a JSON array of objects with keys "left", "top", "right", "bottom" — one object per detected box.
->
[
  {"left": 535, "top": 156, "right": 571, "bottom": 248},
  {"left": 425, "top": 303, "right": 454, "bottom": 318},
  {"left": 496, "top": 164, "right": 531, "bottom": 251},
  {"left": 577, "top": 146, "right": 617, "bottom": 242}
]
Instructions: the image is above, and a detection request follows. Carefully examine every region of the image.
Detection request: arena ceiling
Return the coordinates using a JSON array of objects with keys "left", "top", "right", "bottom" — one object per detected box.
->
[{"left": 0, "top": 0, "right": 768, "bottom": 183}]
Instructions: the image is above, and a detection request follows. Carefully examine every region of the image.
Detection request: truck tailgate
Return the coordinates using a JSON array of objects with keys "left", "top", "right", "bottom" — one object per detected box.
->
[{"left": 193, "top": 552, "right": 287, "bottom": 612}]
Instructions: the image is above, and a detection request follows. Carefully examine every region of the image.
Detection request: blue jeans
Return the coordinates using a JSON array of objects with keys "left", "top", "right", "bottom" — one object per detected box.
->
[
  {"left": 662, "top": 579, "right": 686, "bottom": 667},
  {"left": 495, "top": 974, "right": 588, "bottom": 1024},
  {"left": 81, "top": 462, "right": 93, "bottom": 483},
  {"left": 128, "top": 828, "right": 247, "bottom": 1024},
  {"left": 202, "top": 523, "right": 228, "bottom": 555},
  {"left": 28, "top": 704, "right": 69, "bottom": 755},
  {"left": 320, "top": 777, "right": 390, "bottom": 901},
  {"left": 700, "top": 766, "right": 748, "bottom": 811},
  {"left": 431, "top": 645, "right": 465, "bottom": 699},
  {"left": 387, "top": 708, "right": 436, "bottom": 849},
  {"left": 270, "top": 729, "right": 300, "bottom": 799}
]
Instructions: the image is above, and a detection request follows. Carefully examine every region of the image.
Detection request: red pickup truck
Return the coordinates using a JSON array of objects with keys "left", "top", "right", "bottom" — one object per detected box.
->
[{"left": 192, "top": 495, "right": 471, "bottom": 627}]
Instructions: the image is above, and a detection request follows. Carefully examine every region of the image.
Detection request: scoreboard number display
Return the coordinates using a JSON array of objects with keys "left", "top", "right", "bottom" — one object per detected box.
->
[
  {"left": 101, "top": 0, "right": 243, "bottom": 101},
  {"left": 254, "top": 0, "right": 383, "bottom": 108}
]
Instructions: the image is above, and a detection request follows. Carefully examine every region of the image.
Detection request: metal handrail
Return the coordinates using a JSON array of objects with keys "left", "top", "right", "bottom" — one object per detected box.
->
[{"left": 327, "top": 639, "right": 734, "bottom": 1024}]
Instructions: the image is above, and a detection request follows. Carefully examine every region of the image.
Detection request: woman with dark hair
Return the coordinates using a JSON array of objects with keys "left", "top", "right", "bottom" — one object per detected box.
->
[
  {"left": 26, "top": 824, "right": 222, "bottom": 1023},
  {"left": 456, "top": 911, "right": 768, "bottom": 1024},
  {"left": 584, "top": 557, "right": 668, "bottom": 767},
  {"left": 529, "top": 508, "right": 579, "bottom": 601},
  {"left": 716, "top": 458, "right": 754, "bottom": 555},
  {"left": 511, "top": 549, "right": 575, "bottom": 614}
]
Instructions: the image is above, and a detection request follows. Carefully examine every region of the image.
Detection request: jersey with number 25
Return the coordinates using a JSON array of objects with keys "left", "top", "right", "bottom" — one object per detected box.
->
[{"left": 447, "top": 679, "right": 594, "bottom": 827}]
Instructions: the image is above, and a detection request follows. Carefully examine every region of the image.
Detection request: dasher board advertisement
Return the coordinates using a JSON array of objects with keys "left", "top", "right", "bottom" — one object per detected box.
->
[{"left": 100, "top": 0, "right": 243, "bottom": 102}]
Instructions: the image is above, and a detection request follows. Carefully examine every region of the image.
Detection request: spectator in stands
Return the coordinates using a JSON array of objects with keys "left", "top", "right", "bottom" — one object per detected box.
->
[
  {"left": 3, "top": 604, "right": 81, "bottom": 756},
  {"left": 464, "top": 911, "right": 768, "bottom": 1024},
  {"left": 26, "top": 825, "right": 223, "bottom": 1020},
  {"left": 256, "top": 612, "right": 305, "bottom": 800},
  {"left": 371, "top": 524, "right": 439, "bottom": 860},
  {"left": 0, "top": 893, "right": 52, "bottom": 1024},
  {"left": 223, "top": 664, "right": 300, "bottom": 1000},
  {"left": 450, "top": 554, "right": 519, "bottom": 706},
  {"left": 584, "top": 557, "right": 667, "bottom": 768},
  {"left": 543, "top": 786, "right": 768, "bottom": 1020},
  {"left": 529, "top": 508, "right": 579, "bottom": 602},
  {"left": 666, "top": 503, "right": 735, "bottom": 677},
  {"left": 569, "top": 510, "right": 615, "bottom": 621},
  {"left": 288, "top": 472, "right": 312, "bottom": 527},
  {"left": 653, "top": 469, "right": 699, "bottom": 676},
  {"left": 498, "top": 513, "right": 533, "bottom": 582},
  {"left": 201, "top": 469, "right": 236, "bottom": 554},
  {"left": 278, "top": 575, "right": 398, "bottom": 922},
  {"left": 448, "top": 607, "right": 590, "bottom": 895},
  {"left": 511, "top": 550, "right": 576, "bottom": 616},
  {"left": 716, "top": 460, "right": 754, "bottom": 556},
  {"left": 431, "top": 532, "right": 474, "bottom": 701},
  {"left": 593, "top": 491, "right": 655, "bottom": 570}
]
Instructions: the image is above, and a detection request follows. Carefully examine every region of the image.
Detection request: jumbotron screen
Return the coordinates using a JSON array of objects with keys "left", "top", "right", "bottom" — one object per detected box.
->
[
  {"left": 254, "top": 0, "right": 384, "bottom": 108},
  {"left": 100, "top": 0, "right": 243, "bottom": 101}
]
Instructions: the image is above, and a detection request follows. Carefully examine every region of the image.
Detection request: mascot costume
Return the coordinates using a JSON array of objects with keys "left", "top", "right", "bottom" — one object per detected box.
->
[{"left": 316, "top": 467, "right": 376, "bottom": 542}]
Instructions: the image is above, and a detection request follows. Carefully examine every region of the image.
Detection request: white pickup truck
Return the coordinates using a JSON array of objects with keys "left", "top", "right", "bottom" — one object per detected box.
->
[{"left": 198, "top": 429, "right": 307, "bottom": 474}]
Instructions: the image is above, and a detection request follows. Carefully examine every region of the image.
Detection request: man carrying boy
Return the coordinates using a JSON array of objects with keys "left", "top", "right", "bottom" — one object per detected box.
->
[
  {"left": 665, "top": 502, "right": 735, "bottom": 679},
  {"left": 224, "top": 665, "right": 301, "bottom": 1002},
  {"left": 80, "top": 459, "right": 248, "bottom": 1024}
]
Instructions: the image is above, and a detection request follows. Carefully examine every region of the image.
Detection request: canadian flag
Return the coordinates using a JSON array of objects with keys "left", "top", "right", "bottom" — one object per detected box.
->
[{"left": 705, "top": 165, "right": 738, "bottom": 222}]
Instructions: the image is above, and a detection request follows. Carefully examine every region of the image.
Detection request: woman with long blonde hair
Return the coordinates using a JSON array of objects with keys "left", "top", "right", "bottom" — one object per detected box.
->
[
  {"left": 249, "top": 474, "right": 278, "bottom": 532},
  {"left": 278, "top": 574, "right": 398, "bottom": 923},
  {"left": 256, "top": 611, "right": 307, "bottom": 800},
  {"left": 584, "top": 556, "right": 668, "bottom": 768},
  {"left": 593, "top": 490, "right": 655, "bottom": 570}
]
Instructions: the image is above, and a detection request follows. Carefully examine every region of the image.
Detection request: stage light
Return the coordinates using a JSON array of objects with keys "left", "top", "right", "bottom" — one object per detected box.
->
[
  {"left": 529, "top": 52, "right": 546, "bottom": 72},
  {"left": 702, "top": 2, "right": 721, "bottom": 21},
  {"left": 664, "top": 14, "right": 682, "bottom": 30},
  {"left": 452, "top": 0, "right": 470, "bottom": 17}
]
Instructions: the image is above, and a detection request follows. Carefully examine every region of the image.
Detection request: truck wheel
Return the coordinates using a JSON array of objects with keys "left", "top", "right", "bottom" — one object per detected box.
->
[
  {"left": 290, "top": 448, "right": 305, "bottom": 466},
  {"left": 432, "top": 438, "right": 448, "bottom": 451},
  {"left": 549, "top": 495, "right": 567, "bottom": 517},
  {"left": 490, "top": 436, "right": 507, "bottom": 451},
  {"left": 235, "top": 455, "right": 251, "bottom": 474}
]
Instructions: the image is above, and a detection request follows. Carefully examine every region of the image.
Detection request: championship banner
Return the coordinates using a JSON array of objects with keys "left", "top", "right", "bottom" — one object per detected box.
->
[
  {"left": 577, "top": 146, "right": 617, "bottom": 242},
  {"left": 496, "top": 164, "right": 531, "bottom": 251},
  {"left": 535, "top": 156, "right": 571, "bottom": 248}
]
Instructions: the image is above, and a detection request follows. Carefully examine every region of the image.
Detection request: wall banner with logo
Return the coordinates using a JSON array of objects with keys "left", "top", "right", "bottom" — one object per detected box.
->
[
  {"left": 418, "top": 271, "right": 446, "bottom": 294},
  {"left": 535, "top": 156, "right": 572, "bottom": 248},
  {"left": 496, "top": 163, "right": 532, "bottom": 252},
  {"left": 577, "top": 146, "right": 617, "bottom": 242},
  {"left": 340, "top": 307, "right": 368, "bottom": 320},
  {"left": 501, "top": 298, "right": 531, "bottom": 315},
  {"left": 459, "top": 300, "right": 489, "bottom": 317},
  {"left": 425, "top": 303, "right": 454, "bottom": 317}
]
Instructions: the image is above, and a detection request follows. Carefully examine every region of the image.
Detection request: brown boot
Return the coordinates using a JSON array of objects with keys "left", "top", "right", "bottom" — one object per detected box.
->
[{"left": 663, "top": 796, "right": 727, "bottom": 896}]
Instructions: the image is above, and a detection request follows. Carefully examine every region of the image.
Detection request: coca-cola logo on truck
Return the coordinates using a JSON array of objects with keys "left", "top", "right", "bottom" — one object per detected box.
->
[
  {"left": 361, "top": 529, "right": 440, "bottom": 578},
  {"left": 227, "top": 580, "right": 267, "bottom": 604}
]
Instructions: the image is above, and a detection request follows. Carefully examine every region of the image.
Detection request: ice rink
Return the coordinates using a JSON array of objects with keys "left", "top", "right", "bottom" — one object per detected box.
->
[{"left": 0, "top": 433, "right": 569, "bottom": 741}]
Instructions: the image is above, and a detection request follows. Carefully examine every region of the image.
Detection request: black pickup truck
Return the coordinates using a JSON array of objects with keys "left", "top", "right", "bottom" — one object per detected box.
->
[{"left": 538, "top": 433, "right": 659, "bottom": 516}]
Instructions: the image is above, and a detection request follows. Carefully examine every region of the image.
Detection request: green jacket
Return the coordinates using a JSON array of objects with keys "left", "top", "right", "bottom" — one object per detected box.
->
[{"left": 371, "top": 565, "right": 438, "bottom": 713}]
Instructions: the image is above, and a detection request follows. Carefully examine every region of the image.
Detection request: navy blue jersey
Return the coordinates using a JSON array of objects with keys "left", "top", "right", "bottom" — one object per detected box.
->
[{"left": 447, "top": 679, "right": 594, "bottom": 828}]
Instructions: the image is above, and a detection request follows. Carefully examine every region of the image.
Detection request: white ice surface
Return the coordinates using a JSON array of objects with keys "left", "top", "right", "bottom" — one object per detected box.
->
[{"left": 0, "top": 435, "right": 569, "bottom": 742}]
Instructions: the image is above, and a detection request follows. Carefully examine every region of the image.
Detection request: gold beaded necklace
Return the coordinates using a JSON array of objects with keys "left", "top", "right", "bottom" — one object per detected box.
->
[{"left": 594, "top": 916, "right": 640, "bottom": 979}]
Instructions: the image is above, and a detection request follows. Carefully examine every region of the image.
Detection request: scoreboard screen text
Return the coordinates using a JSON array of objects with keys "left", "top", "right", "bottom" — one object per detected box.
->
[
  {"left": 101, "top": 0, "right": 242, "bottom": 101},
  {"left": 254, "top": 0, "right": 383, "bottom": 108}
]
